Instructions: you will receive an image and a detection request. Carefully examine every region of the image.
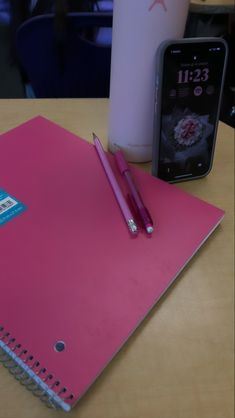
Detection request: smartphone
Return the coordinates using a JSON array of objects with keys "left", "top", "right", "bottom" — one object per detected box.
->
[{"left": 152, "top": 38, "right": 228, "bottom": 182}]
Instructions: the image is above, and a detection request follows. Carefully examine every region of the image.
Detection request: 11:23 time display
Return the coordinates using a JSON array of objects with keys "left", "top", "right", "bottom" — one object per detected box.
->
[{"left": 177, "top": 68, "right": 209, "bottom": 84}]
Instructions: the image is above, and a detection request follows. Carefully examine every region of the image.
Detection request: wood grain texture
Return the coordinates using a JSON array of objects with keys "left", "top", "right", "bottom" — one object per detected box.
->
[
  {"left": 190, "top": 0, "right": 235, "bottom": 13},
  {"left": 191, "top": 0, "right": 234, "bottom": 5},
  {"left": 0, "top": 99, "right": 234, "bottom": 418}
]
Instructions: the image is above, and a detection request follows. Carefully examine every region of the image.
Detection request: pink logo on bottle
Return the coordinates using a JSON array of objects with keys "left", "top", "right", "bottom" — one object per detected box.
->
[{"left": 149, "top": 0, "right": 167, "bottom": 12}]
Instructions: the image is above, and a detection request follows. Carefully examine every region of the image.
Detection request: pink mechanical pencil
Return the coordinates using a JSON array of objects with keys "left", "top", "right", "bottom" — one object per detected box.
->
[{"left": 93, "top": 133, "right": 138, "bottom": 235}]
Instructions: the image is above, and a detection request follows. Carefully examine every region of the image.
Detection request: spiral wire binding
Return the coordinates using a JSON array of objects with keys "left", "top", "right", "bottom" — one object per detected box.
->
[{"left": 0, "top": 325, "right": 74, "bottom": 411}]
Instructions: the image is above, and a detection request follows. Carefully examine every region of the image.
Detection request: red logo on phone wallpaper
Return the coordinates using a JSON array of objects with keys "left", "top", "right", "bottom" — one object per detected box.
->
[{"left": 149, "top": 0, "right": 167, "bottom": 12}]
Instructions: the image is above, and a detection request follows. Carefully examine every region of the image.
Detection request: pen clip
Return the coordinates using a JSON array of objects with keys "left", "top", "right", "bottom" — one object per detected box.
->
[
  {"left": 128, "top": 194, "right": 154, "bottom": 233},
  {"left": 114, "top": 150, "right": 129, "bottom": 175},
  {"left": 142, "top": 206, "right": 153, "bottom": 226}
]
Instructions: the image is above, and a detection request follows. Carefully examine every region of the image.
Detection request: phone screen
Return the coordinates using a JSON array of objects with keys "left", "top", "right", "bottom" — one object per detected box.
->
[{"left": 157, "top": 40, "right": 227, "bottom": 181}]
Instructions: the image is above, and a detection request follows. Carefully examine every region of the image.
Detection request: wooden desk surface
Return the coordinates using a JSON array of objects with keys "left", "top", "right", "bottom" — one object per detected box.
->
[
  {"left": 190, "top": 0, "right": 235, "bottom": 14},
  {"left": 0, "top": 99, "right": 234, "bottom": 418}
]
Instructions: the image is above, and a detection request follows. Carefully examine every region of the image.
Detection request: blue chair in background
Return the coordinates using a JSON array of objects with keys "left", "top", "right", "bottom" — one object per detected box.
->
[{"left": 16, "top": 13, "right": 112, "bottom": 98}]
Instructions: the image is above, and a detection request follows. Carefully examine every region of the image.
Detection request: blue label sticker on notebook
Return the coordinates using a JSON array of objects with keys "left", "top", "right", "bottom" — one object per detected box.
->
[{"left": 0, "top": 189, "right": 27, "bottom": 226}]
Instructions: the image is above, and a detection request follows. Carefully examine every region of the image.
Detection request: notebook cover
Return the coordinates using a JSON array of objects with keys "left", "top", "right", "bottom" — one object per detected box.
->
[{"left": 0, "top": 117, "right": 224, "bottom": 410}]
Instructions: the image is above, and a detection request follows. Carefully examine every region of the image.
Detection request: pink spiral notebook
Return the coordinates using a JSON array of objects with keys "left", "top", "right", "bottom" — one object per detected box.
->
[{"left": 0, "top": 117, "right": 224, "bottom": 411}]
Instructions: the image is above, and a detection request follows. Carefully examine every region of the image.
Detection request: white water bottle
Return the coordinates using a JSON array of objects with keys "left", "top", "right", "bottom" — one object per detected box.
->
[{"left": 108, "top": 0, "right": 190, "bottom": 162}]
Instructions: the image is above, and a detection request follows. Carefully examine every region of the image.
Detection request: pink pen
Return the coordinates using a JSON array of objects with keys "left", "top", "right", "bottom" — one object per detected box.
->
[
  {"left": 93, "top": 134, "right": 138, "bottom": 235},
  {"left": 115, "top": 150, "right": 154, "bottom": 234}
]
